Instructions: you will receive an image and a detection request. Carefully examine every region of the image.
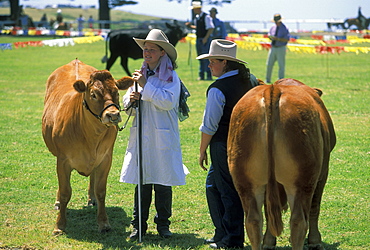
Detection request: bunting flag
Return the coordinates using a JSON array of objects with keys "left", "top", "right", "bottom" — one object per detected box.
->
[
  {"left": 185, "top": 33, "right": 369, "bottom": 55},
  {"left": 1, "top": 27, "right": 108, "bottom": 37},
  {"left": 0, "top": 43, "right": 12, "bottom": 50},
  {"left": 8, "top": 36, "right": 104, "bottom": 49},
  {"left": 4, "top": 32, "right": 369, "bottom": 55}
]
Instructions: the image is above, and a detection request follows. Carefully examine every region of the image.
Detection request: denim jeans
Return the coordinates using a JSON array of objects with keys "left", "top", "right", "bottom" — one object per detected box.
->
[{"left": 206, "top": 141, "right": 244, "bottom": 246}]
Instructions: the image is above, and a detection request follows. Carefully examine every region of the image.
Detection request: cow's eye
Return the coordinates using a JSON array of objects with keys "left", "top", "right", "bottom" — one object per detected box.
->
[{"left": 91, "top": 92, "right": 97, "bottom": 99}]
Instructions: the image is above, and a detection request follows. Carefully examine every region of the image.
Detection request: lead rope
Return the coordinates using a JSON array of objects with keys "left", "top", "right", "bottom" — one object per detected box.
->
[{"left": 117, "top": 102, "right": 135, "bottom": 131}]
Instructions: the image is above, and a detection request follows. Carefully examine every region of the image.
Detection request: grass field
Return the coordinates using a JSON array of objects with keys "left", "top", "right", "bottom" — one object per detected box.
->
[{"left": 0, "top": 35, "right": 369, "bottom": 250}]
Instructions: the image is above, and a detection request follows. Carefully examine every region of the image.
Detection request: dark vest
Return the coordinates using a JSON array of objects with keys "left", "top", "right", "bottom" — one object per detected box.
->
[
  {"left": 196, "top": 13, "right": 207, "bottom": 38},
  {"left": 207, "top": 74, "right": 252, "bottom": 143}
]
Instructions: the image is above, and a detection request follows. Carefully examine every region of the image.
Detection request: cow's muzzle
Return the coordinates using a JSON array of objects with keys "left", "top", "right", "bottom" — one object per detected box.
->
[{"left": 83, "top": 100, "right": 122, "bottom": 125}]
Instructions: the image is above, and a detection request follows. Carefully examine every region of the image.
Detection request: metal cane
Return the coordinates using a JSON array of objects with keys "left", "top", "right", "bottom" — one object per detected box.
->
[{"left": 134, "top": 81, "right": 143, "bottom": 243}]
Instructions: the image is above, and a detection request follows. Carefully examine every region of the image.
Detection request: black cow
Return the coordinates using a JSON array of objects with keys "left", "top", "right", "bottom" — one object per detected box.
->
[{"left": 102, "top": 22, "right": 187, "bottom": 75}]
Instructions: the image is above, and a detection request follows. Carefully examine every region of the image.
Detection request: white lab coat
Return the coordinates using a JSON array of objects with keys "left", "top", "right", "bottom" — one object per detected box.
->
[{"left": 120, "top": 70, "right": 188, "bottom": 186}]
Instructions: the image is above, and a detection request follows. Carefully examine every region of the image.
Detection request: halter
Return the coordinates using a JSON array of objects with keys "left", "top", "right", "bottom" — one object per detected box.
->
[{"left": 83, "top": 100, "right": 121, "bottom": 122}]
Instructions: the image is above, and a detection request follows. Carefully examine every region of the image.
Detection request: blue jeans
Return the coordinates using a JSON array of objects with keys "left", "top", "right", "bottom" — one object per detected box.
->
[
  {"left": 196, "top": 37, "right": 212, "bottom": 79},
  {"left": 206, "top": 141, "right": 244, "bottom": 247}
]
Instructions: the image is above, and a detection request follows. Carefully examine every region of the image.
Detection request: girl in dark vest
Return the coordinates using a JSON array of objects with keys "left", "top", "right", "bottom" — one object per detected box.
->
[{"left": 197, "top": 39, "right": 259, "bottom": 249}]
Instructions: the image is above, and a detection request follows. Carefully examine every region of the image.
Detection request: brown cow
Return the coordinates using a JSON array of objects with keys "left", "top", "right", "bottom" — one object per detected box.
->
[
  {"left": 42, "top": 59, "right": 133, "bottom": 235},
  {"left": 228, "top": 78, "right": 336, "bottom": 249}
]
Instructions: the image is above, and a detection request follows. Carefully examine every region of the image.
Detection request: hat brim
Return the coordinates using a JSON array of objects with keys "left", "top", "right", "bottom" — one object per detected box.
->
[
  {"left": 196, "top": 54, "right": 248, "bottom": 64},
  {"left": 134, "top": 38, "right": 177, "bottom": 61}
]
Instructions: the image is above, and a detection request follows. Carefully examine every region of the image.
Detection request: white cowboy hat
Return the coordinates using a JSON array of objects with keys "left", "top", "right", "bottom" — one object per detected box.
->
[
  {"left": 196, "top": 39, "right": 248, "bottom": 64},
  {"left": 134, "top": 29, "right": 177, "bottom": 61},
  {"left": 189, "top": 1, "right": 202, "bottom": 9}
]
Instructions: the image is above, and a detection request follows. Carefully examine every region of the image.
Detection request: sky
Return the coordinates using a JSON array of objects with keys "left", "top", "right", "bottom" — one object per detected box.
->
[{"left": 20, "top": 0, "right": 370, "bottom": 31}]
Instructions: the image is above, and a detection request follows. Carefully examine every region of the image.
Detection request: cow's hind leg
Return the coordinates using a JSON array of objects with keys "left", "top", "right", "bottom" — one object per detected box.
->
[
  {"left": 287, "top": 189, "right": 313, "bottom": 250},
  {"left": 307, "top": 166, "right": 328, "bottom": 250},
  {"left": 237, "top": 184, "right": 264, "bottom": 250},
  {"left": 120, "top": 56, "right": 131, "bottom": 76},
  {"left": 93, "top": 161, "right": 111, "bottom": 233},
  {"left": 53, "top": 158, "right": 72, "bottom": 235},
  {"left": 106, "top": 53, "right": 119, "bottom": 71}
]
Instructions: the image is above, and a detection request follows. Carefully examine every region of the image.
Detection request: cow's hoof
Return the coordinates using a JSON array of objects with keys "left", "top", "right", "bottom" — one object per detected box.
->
[
  {"left": 99, "top": 225, "right": 112, "bottom": 233},
  {"left": 87, "top": 199, "right": 96, "bottom": 206},
  {"left": 52, "top": 228, "right": 64, "bottom": 236},
  {"left": 54, "top": 201, "right": 60, "bottom": 210},
  {"left": 308, "top": 243, "right": 324, "bottom": 250}
]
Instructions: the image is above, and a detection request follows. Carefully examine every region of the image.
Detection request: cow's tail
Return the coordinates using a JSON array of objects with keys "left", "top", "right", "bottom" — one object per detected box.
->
[
  {"left": 101, "top": 32, "right": 109, "bottom": 63},
  {"left": 265, "top": 84, "right": 284, "bottom": 237}
]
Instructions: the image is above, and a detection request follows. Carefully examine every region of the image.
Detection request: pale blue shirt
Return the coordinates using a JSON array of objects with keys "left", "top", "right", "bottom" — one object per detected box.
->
[
  {"left": 199, "top": 70, "right": 237, "bottom": 136},
  {"left": 199, "top": 70, "right": 258, "bottom": 136}
]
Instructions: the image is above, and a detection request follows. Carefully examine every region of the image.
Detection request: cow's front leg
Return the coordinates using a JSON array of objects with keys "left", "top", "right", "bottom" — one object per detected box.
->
[
  {"left": 93, "top": 161, "right": 111, "bottom": 233},
  {"left": 88, "top": 173, "right": 97, "bottom": 206},
  {"left": 53, "top": 158, "right": 72, "bottom": 235}
]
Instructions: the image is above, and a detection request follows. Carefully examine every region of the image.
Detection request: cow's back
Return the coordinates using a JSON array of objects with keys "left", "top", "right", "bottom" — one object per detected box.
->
[
  {"left": 44, "top": 60, "right": 96, "bottom": 107},
  {"left": 42, "top": 60, "right": 99, "bottom": 157},
  {"left": 229, "top": 81, "right": 335, "bottom": 187}
]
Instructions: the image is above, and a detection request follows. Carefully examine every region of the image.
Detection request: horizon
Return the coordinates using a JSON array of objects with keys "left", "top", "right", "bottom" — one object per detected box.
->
[{"left": 17, "top": 0, "right": 370, "bottom": 31}]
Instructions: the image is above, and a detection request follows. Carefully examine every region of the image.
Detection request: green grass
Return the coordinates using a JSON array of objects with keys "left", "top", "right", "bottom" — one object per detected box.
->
[{"left": 0, "top": 35, "right": 369, "bottom": 250}]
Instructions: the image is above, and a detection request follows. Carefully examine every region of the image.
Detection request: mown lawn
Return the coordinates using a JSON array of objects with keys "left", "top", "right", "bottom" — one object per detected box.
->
[{"left": 0, "top": 35, "right": 369, "bottom": 249}]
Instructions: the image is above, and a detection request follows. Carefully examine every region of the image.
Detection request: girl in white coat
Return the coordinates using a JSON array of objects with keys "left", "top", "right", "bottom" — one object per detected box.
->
[{"left": 120, "top": 29, "right": 187, "bottom": 240}]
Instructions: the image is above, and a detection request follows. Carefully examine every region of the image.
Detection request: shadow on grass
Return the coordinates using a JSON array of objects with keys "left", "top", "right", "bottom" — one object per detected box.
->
[
  {"left": 62, "top": 206, "right": 205, "bottom": 249},
  {"left": 243, "top": 241, "right": 341, "bottom": 250},
  {"left": 59, "top": 207, "right": 341, "bottom": 249}
]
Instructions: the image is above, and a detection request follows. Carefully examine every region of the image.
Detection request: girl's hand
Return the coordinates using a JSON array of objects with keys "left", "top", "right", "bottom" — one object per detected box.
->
[{"left": 132, "top": 70, "right": 146, "bottom": 88}]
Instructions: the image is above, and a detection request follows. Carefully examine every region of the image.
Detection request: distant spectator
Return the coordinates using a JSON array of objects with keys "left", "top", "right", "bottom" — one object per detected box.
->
[
  {"left": 40, "top": 13, "right": 47, "bottom": 22},
  {"left": 265, "top": 13, "right": 290, "bottom": 83},
  {"left": 56, "top": 9, "right": 63, "bottom": 24},
  {"left": 209, "top": 7, "right": 227, "bottom": 39},
  {"left": 185, "top": 1, "right": 214, "bottom": 81},
  {"left": 88, "top": 15, "right": 94, "bottom": 29},
  {"left": 49, "top": 18, "right": 56, "bottom": 29},
  {"left": 77, "top": 14, "right": 85, "bottom": 32},
  {"left": 39, "top": 13, "right": 48, "bottom": 27},
  {"left": 19, "top": 13, "right": 29, "bottom": 35}
]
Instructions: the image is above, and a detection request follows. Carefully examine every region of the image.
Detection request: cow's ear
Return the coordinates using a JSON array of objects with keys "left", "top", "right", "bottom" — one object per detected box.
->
[
  {"left": 313, "top": 88, "right": 323, "bottom": 97},
  {"left": 73, "top": 80, "right": 86, "bottom": 93},
  {"left": 116, "top": 76, "right": 134, "bottom": 90}
]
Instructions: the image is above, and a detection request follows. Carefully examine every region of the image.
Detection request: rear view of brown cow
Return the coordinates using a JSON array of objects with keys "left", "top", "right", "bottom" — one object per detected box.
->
[
  {"left": 42, "top": 59, "right": 133, "bottom": 235},
  {"left": 228, "top": 79, "right": 336, "bottom": 249}
]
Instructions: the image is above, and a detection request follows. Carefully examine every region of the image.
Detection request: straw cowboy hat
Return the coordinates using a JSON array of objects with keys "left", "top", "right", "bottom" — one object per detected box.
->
[
  {"left": 134, "top": 29, "right": 177, "bottom": 61},
  {"left": 196, "top": 39, "right": 248, "bottom": 64},
  {"left": 272, "top": 13, "right": 283, "bottom": 22}
]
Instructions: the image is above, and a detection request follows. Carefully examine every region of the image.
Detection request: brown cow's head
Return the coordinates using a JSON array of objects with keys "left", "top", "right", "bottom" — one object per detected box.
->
[{"left": 73, "top": 70, "right": 134, "bottom": 126}]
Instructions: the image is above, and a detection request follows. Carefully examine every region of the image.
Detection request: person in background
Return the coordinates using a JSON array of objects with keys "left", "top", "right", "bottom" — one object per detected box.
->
[
  {"left": 197, "top": 39, "right": 259, "bottom": 249},
  {"left": 120, "top": 29, "right": 188, "bottom": 240},
  {"left": 186, "top": 1, "right": 214, "bottom": 81},
  {"left": 265, "top": 13, "right": 290, "bottom": 83},
  {"left": 56, "top": 9, "right": 63, "bottom": 24},
  {"left": 88, "top": 15, "right": 94, "bottom": 29},
  {"left": 77, "top": 14, "right": 85, "bottom": 32},
  {"left": 209, "top": 7, "right": 227, "bottom": 39},
  {"left": 19, "top": 12, "right": 29, "bottom": 35}
]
